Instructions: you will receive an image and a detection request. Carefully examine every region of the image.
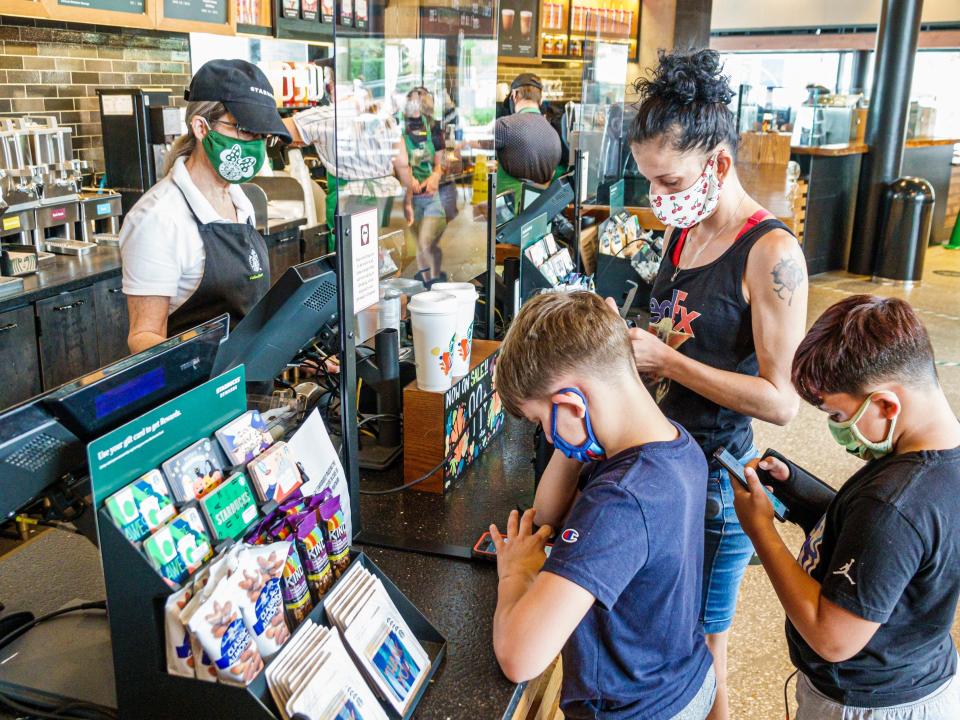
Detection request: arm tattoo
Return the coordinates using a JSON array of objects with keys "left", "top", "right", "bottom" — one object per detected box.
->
[{"left": 770, "top": 255, "right": 806, "bottom": 305}]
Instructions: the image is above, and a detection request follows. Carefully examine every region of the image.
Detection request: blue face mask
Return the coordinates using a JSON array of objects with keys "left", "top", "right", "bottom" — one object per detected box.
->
[{"left": 551, "top": 388, "right": 606, "bottom": 463}]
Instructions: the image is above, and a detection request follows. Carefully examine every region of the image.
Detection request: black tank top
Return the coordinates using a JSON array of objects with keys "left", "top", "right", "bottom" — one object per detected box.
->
[{"left": 648, "top": 213, "right": 793, "bottom": 463}]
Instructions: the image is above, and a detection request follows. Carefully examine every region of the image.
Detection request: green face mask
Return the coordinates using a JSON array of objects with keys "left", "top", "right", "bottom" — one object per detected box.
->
[
  {"left": 201, "top": 128, "right": 266, "bottom": 184},
  {"left": 827, "top": 392, "right": 899, "bottom": 461}
]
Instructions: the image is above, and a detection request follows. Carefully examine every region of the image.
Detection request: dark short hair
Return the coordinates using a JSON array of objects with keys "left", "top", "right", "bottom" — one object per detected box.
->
[
  {"left": 791, "top": 295, "right": 937, "bottom": 406},
  {"left": 630, "top": 48, "right": 739, "bottom": 156}
]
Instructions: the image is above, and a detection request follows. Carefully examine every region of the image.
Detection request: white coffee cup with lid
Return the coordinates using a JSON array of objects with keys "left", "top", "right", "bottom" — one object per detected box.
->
[
  {"left": 429, "top": 282, "right": 479, "bottom": 378},
  {"left": 408, "top": 290, "right": 459, "bottom": 392}
]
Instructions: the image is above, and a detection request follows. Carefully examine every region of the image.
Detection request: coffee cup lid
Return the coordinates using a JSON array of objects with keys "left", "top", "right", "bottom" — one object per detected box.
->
[
  {"left": 408, "top": 290, "right": 458, "bottom": 315},
  {"left": 429, "top": 282, "right": 478, "bottom": 302}
]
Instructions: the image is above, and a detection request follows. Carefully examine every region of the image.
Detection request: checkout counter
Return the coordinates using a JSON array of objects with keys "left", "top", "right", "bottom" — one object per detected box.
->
[{"left": 791, "top": 136, "right": 958, "bottom": 275}]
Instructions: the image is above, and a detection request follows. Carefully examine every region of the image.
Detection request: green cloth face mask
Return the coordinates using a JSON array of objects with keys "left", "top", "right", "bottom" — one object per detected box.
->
[
  {"left": 828, "top": 392, "right": 899, "bottom": 461},
  {"left": 201, "top": 126, "right": 266, "bottom": 184}
]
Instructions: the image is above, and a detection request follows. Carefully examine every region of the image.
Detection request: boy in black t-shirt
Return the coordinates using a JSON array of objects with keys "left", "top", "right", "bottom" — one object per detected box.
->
[
  {"left": 733, "top": 295, "right": 960, "bottom": 718},
  {"left": 491, "top": 292, "right": 715, "bottom": 719}
]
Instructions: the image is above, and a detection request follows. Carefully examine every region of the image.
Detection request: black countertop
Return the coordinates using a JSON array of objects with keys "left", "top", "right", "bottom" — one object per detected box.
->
[
  {"left": 0, "top": 246, "right": 122, "bottom": 313},
  {"left": 355, "top": 415, "right": 539, "bottom": 719}
]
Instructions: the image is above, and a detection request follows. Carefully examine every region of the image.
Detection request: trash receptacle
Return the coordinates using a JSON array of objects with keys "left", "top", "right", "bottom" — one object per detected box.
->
[{"left": 873, "top": 177, "right": 935, "bottom": 286}]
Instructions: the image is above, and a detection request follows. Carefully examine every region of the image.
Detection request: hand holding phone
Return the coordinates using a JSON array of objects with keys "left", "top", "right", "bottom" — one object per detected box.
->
[{"left": 713, "top": 447, "right": 789, "bottom": 522}]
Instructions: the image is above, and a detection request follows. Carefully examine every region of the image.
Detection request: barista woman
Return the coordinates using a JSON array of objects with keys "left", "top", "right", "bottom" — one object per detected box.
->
[
  {"left": 624, "top": 49, "right": 809, "bottom": 719},
  {"left": 120, "top": 59, "right": 290, "bottom": 354},
  {"left": 401, "top": 87, "right": 446, "bottom": 285}
]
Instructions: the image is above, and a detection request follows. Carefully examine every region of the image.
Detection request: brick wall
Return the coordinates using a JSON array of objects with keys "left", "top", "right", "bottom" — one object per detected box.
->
[
  {"left": 0, "top": 17, "right": 190, "bottom": 172},
  {"left": 497, "top": 62, "right": 583, "bottom": 101}
]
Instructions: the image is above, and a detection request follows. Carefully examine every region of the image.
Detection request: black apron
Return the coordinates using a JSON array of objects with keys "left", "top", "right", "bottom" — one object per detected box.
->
[{"left": 167, "top": 187, "right": 271, "bottom": 337}]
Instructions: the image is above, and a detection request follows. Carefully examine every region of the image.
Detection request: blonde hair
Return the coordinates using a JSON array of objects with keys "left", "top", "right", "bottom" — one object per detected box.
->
[
  {"left": 495, "top": 292, "right": 635, "bottom": 418},
  {"left": 164, "top": 100, "right": 228, "bottom": 175}
]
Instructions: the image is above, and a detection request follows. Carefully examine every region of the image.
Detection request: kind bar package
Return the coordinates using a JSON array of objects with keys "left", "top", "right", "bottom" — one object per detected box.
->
[
  {"left": 247, "top": 441, "right": 303, "bottom": 504},
  {"left": 318, "top": 495, "right": 351, "bottom": 577},
  {"left": 200, "top": 472, "right": 260, "bottom": 542},
  {"left": 281, "top": 542, "right": 314, "bottom": 626},
  {"left": 233, "top": 543, "right": 292, "bottom": 660},
  {"left": 187, "top": 579, "right": 264, "bottom": 686},
  {"left": 215, "top": 410, "right": 273, "bottom": 466},
  {"left": 295, "top": 511, "right": 334, "bottom": 602},
  {"left": 104, "top": 469, "right": 175, "bottom": 544},
  {"left": 162, "top": 438, "right": 228, "bottom": 503},
  {"left": 143, "top": 507, "right": 214, "bottom": 587},
  {"left": 164, "top": 585, "right": 195, "bottom": 677}
]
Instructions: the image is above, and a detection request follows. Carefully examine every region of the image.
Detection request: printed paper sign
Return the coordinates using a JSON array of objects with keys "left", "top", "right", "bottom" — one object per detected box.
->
[
  {"left": 351, "top": 208, "right": 379, "bottom": 314},
  {"left": 287, "top": 409, "right": 352, "bottom": 539}
]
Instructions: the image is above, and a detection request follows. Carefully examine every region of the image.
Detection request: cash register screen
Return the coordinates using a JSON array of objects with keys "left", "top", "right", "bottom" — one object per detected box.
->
[
  {"left": 43, "top": 315, "right": 228, "bottom": 440},
  {"left": 94, "top": 367, "right": 165, "bottom": 420}
]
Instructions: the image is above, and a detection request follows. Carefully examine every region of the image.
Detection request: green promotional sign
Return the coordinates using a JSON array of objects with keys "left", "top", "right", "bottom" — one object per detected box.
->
[
  {"left": 520, "top": 212, "right": 549, "bottom": 250},
  {"left": 164, "top": 0, "right": 227, "bottom": 23},
  {"left": 59, "top": 0, "right": 145, "bottom": 12},
  {"left": 88, "top": 366, "right": 247, "bottom": 507},
  {"left": 609, "top": 179, "right": 625, "bottom": 214}
]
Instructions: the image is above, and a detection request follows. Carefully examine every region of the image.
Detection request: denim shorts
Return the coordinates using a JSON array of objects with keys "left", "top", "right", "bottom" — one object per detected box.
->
[
  {"left": 700, "top": 446, "right": 758, "bottom": 634},
  {"left": 795, "top": 664, "right": 960, "bottom": 720},
  {"left": 412, "top": 191, "right": 445, "bottom": 220}
]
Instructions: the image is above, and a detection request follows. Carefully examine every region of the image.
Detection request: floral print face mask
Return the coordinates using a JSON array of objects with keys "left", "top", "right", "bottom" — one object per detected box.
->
[{"left": 649, "top": 153, "right": 723, "bottom": 229}]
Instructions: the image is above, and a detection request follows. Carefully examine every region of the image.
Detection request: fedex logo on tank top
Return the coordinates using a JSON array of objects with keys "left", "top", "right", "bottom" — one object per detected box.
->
[{"left": 647, "top": 289, "right": 701, "bottom": 404}]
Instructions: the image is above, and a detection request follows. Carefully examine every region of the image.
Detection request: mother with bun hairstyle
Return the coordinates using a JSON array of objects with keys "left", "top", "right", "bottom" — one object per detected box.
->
[{"left": 617, "top": 49, "right": 809, "bottom": 719}]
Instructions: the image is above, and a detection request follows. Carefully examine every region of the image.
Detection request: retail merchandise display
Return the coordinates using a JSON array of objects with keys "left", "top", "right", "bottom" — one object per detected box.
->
[
  {"left": 524, "top": 233, "right": 593, "bottom": 293},
  {"left": 597, "top": 212, "right": 662, "bottom": 284}
]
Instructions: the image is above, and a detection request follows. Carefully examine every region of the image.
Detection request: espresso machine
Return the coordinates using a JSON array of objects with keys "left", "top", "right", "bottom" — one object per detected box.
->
[
  {"left": 98, "top": 88, "right": 180, "bottom": 214},
  {"left": 17, "top": 116, "right": 94, "bottom": 256}
]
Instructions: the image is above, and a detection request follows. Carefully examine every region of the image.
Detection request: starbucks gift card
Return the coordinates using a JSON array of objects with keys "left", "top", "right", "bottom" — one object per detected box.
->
[
  {"left": 162, "top": 438, "right": 228, "bottom": 503},
  {"left": 199, "top": 471, "right": 260, "bottom": 542},
  {"left": 247, "top": 441, "right": 302, "bottom": 504},
  {"left": 142, "top": 507, "right": 213, "bottom": 587},
  {"left": 104, "top": 469, "right": 175, "bottom": 543},
  {"left": 215, "top": 410, "right": 273, "bottom": 466}
]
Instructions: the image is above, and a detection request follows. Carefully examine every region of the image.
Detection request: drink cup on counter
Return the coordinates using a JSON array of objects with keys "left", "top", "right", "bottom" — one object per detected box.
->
[
  {"left": 429, "top": 282, "right": 478, "bottom": 377},
  {"left": 501, "top": 8, "right": 514, "bottom": 31},
  {"left": 408, "top": 291, "right": 459, "bottom": 392},
  {"left": 519, "top": 10, "right": 533, "bottom": 36}
]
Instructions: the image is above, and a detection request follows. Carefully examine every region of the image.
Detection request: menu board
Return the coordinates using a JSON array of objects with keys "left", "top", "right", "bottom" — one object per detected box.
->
[
  {"left": 498, "top": 0, "right": 539, "bottom": 58},
  {"left": 163, "top": 0, "right": 227, "bottom": 23},
  {"left": 58, "top": 0, "right": 145, "bottom": 12},
  {"left": 421, "top": 4, "right": 494, "bottom": 38}
]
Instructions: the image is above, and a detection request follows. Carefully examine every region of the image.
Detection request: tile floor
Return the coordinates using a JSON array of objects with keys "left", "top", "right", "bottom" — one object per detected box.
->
[{"left": 727, "top": 245, "right": 960, "bottom": 718}]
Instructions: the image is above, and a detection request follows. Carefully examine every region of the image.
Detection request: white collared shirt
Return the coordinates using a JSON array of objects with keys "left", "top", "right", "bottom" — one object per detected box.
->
[{"left": 119, "top": 156, "right": 257, "bottom": 313}]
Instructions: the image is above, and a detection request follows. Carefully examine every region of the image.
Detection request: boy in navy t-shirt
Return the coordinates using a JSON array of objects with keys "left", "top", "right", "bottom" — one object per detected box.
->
[{"left": 491, "top": 292, "right": 715, "bottom": 719}]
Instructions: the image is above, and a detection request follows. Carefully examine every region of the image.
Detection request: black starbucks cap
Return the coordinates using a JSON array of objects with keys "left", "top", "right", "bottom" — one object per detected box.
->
[
  {"left": 510, "top": 73, "right": 543, "bottom": 91},
  {"left": 185, "top": 59, "right": 291, "bottom": 143}
]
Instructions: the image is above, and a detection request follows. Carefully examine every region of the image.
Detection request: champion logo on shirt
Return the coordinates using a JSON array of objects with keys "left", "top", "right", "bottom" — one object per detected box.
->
[{"left": 561, "top": 528, "right": 579, "bottom": 544}]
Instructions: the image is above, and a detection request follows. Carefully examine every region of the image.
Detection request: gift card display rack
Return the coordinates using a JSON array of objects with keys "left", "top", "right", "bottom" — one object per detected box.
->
[{"left": 87, "top": 365, "right": 446, "bottom": 720}]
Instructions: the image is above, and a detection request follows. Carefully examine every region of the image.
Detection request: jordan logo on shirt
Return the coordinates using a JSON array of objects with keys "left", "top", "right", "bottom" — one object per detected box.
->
[{"left": 833, "top": 558, "right": 857, "bottom": 586}]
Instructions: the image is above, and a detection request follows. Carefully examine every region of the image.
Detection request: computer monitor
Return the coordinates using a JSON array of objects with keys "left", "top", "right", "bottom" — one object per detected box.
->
[
  {"left": 495, "top": 191, "right": 516, "bottom": 228},
  {"left": 520, "top": 182, "right": 544, "bottom": 210},
  {"left": 0, "top": 315, "right": 230, "bottom": 520},
  {"left": 211, "top": 256, "right": 339, "bottom": 382},
  {"left": 496, "top": 178, "right": 575, "bottom": 247}
]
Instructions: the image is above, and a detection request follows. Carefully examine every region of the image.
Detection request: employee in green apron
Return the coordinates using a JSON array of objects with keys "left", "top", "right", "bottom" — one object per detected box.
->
[
  {"left": 120, "top": 60, "right": 290, "bottom": 354},
  {"left": 401, "top": 87, "right": 447, "bottom": 285},
  {"left": 494, "top": 74, "right": 562, "bottom": 220}
]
